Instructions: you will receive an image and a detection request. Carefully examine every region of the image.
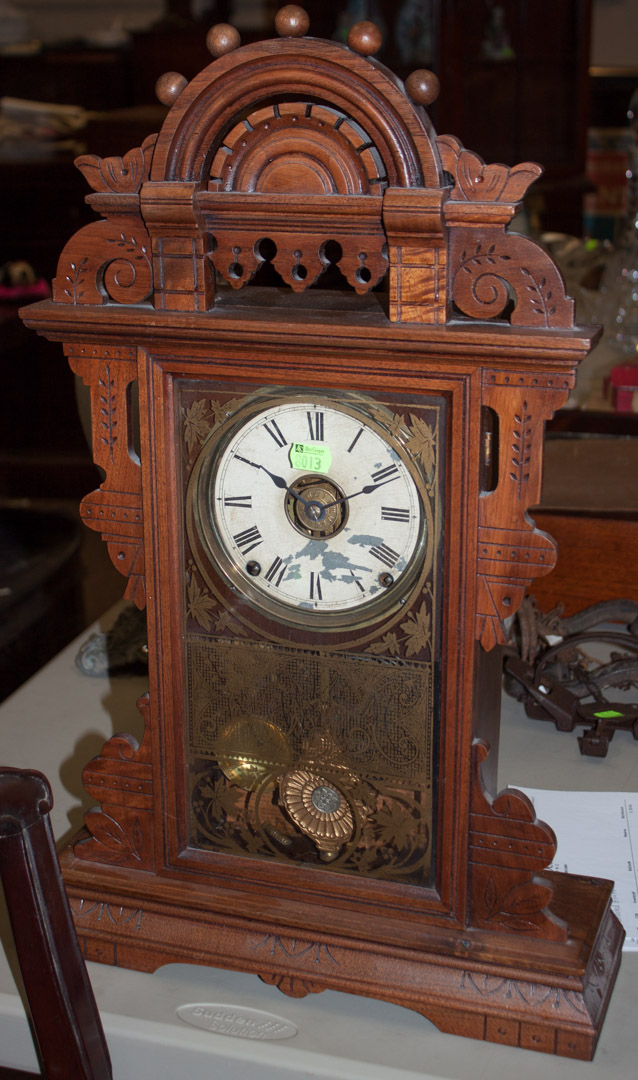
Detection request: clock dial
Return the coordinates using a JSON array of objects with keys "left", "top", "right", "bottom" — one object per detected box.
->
[{"left": 190, "top": 393, "right": 427, "bottom": 628}]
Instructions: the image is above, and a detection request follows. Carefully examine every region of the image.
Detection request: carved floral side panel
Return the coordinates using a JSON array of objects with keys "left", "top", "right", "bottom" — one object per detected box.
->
[
  {"left": 468, "top": 741, "right": 566, "bottom": 940},
  {"left": 74, "top": 696, "right": 156, "bottom": 870},
  {"left": 475, "top": 371, "right": 575, "bottom": 650},
  {"left": 66, "top": 343, "right": 145, "bottom": 608}
]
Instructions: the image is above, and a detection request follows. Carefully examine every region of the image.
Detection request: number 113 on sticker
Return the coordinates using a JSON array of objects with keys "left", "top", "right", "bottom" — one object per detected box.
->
[{"left": 290, "top": 442, "right": 332, "bottom": 472}]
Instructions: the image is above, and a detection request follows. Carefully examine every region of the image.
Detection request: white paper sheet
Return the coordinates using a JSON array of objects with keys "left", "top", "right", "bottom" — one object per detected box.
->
[{"left": 518, "top": 788, "right": 638, "bottom": 951}]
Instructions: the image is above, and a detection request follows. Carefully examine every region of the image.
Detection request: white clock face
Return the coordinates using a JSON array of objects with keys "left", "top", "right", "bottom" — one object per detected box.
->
[{"left": 192, "top": 394, "right": 426, "bottom": 627}]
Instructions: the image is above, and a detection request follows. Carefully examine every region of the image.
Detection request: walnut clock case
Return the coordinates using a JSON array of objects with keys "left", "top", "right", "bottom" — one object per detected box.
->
[{"left": 21, "top": 7, "right": 623, "bottom": 1061}]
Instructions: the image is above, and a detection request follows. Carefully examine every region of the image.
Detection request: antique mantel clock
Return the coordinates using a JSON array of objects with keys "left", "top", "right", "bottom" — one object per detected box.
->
[{"left": 21, "top": 6, "right": 623, "bottom": 1060}]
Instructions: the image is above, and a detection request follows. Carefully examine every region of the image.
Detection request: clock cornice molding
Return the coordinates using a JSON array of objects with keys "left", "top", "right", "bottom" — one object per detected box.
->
[{"left": 22, "top": 298, "right": 598, "bottom": 368}]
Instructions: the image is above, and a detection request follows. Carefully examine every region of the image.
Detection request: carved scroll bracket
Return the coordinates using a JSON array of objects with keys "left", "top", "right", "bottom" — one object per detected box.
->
[
  {"left": 75, "top": 694, "right": 155, "bottom": 871},
  {"left": 53, "top": 136, "right": 157, "bottom": 308},
  {"left": 53, "top": 209, "right": 153, "bottom": 307},
  {"left": 476, "top": 373, "right": 574, "bottom": 650},
  {"left": 382, "top": 186, "right": 447, "bottom": 323},
  {"left": 469, "top": 740, "right": 566, "bottom": 940},
  {"left": 446, "top": 222, "right": 575, "bottom": 328},
  {"left": 436, "top": 134, "right": 575, "bottom": 329},
  {"left": 66, "top": 342, "right": 145, "bottom": 609}
]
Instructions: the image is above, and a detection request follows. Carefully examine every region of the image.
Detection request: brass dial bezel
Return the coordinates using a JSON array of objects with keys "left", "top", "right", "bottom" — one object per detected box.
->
[{"left": 186, "top": 388, "right": 433, "bottom": 632}]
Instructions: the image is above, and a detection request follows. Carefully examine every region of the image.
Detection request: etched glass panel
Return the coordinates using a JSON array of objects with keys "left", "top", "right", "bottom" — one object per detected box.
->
[{"left": 178, "top": 381, "right": 445, "bottom": 888}]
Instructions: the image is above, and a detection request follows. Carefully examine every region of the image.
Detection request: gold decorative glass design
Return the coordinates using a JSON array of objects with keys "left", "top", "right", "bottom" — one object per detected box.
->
[{"left": 179, "top": 383, "right": 445, "bottom": 888}]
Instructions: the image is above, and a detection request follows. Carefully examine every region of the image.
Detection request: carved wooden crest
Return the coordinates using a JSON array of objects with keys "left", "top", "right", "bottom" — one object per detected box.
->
[{"left": 54, "top": 18, "right": 575, "bottom": 330}]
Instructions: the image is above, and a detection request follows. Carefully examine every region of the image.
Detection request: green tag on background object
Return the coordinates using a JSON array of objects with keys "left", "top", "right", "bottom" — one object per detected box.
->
[
  {"left": 593, "top": 709, "right": 624, "bottom": 719},
  {"left": 289, "top": 443, "right": 332, "bottom": 473}
]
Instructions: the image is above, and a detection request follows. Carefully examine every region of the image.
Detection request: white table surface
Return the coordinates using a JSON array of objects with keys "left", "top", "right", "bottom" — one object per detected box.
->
[{"left": 1, "top": 607, "right": 637, "bottom": 1078}]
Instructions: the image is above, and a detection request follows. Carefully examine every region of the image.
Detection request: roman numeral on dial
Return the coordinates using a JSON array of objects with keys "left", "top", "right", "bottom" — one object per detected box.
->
[
  {"left": 370, "top": 464, "right": 399, "bottom": 486},
  {"left": 265, "top": 555, "right": 287, "bottom": 586},
  {"left": 223, "top": 494, "right": 252, "bottom": 508},
  {"left": 347, "top": 427, "right": 364, "bottom": 454},
  {"left": 233, "top": 525, "right": 263, "bottom": 554},
  {"left": 307, "top": 411, "right": 324, "bottom": 441},
  {"left": 310, "top": 571, "right": 323, "bottom": 600},
  {"left": 263, "top": 419, "right": 287, "bottom": 448},
  {"left": 381, "top": 506, "right": 410, "bottom": 522},
  {"left": 350, "top": 569, "right": 365, "bottom": 595},
  {"left": 369, "top": 543, "right": 399, "bottom": 568}
]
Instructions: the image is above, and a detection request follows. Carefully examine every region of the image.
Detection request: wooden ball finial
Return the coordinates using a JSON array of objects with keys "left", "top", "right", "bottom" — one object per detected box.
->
[
  {"left": 206, "top": 23, "right": 241, "bottom": 57},
  {"left": 347, "top": 20, "right": 382, "bottom": 56},
  {"left": 155, "top": 71, "right": 188, "bottom": 106},
  {"left": 405, "top": 69, "right": 440, "bottom": 107},
  {"left": 275, "top": 5, "right": 310, "bottom": 37}
]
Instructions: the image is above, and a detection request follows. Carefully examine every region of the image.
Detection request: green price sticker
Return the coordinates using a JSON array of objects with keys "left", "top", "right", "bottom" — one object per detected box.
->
[
  {"left": 593, "top": 709, "right": 624, "bottom": 719},
  {"left": 289, "top": 442, "right": 332, "bottom": 473}
]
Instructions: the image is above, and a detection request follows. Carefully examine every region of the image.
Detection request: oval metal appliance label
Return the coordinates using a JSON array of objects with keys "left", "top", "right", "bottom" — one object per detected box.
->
[{"left": 177, "top": 1003, "right": 298, "bottom": 1041}]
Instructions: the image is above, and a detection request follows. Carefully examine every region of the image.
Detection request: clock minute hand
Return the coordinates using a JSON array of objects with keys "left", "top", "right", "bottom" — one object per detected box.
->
[
  {"left": 322, "top": 476, "right": 397, "bottom": 510},
  {"left": 233, "top": 453, "right": 310, "bottom": 507}
]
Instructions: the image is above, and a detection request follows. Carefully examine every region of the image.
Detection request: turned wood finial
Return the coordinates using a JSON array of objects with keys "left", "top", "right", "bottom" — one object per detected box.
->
[
  {"left": 347, "top": 20, "right": 382, "bottom": 56},
  {"left": 275, "top": 5, "right": 310, "bottom": 37},
  {"left": 206, "top": 23, "right": 241, "bottom": 57},
  {"left": 155, "top": 71, "right": 188, "bottom": 105},
  {"left": 405, "top": 69, "right": 440, "bottom": 107}
]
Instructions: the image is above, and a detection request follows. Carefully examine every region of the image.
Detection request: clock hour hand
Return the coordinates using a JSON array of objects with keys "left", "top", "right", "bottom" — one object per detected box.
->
[{"left": 233, "top": 453, "right": 310, "bottom": 507}]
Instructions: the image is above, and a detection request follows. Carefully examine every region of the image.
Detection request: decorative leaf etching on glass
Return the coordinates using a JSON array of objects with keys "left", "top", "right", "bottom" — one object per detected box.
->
[
  {"left": 365, "top": 590, "right": 433, "bottom": 659},
  {"left": 182, "top": 395, "right": 246, "bottom": 459},
  {"left": 186, "top": 560, "right": 248, "bottom": 636}
]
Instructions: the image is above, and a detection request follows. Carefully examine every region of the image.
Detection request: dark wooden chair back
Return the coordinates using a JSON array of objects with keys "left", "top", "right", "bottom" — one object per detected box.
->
[{"left": 0, "top": 768, "right": 112, "bottom": 1079}]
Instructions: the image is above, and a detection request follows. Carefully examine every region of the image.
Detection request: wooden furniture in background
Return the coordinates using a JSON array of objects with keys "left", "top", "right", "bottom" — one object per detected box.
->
[
  {"left": 21, "top": 5, "right": 623, "bottom": 1061},
  {"left": 530, "top": 513, "right": 638, "bottom": 615},
  {"left": 531, "top": 435, "right": 638, "bottom": 614}
]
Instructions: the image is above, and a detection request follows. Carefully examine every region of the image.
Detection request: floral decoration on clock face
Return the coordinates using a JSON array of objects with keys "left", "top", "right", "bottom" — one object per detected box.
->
[{"left": 187, "top": 391, "right": 433, "bottom": 630}]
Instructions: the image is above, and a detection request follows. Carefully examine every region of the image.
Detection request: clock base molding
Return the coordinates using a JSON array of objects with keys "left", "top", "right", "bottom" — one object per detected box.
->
[{"left": 59, "top": 849, "right": 623, "bottom": 1061}]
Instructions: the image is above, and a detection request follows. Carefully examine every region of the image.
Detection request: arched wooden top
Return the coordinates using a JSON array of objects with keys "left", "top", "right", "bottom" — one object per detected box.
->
[
  {"left": 149, "top": 38, "right": 441, "bottom": 189},
  {"left": 47, "top": 18, "right": 576, "bottom": 327}
]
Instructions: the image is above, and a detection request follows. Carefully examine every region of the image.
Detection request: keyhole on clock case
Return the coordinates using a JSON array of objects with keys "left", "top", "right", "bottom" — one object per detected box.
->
[{"left": 481, "top": 406, "right": 499, "bottom": 493}]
